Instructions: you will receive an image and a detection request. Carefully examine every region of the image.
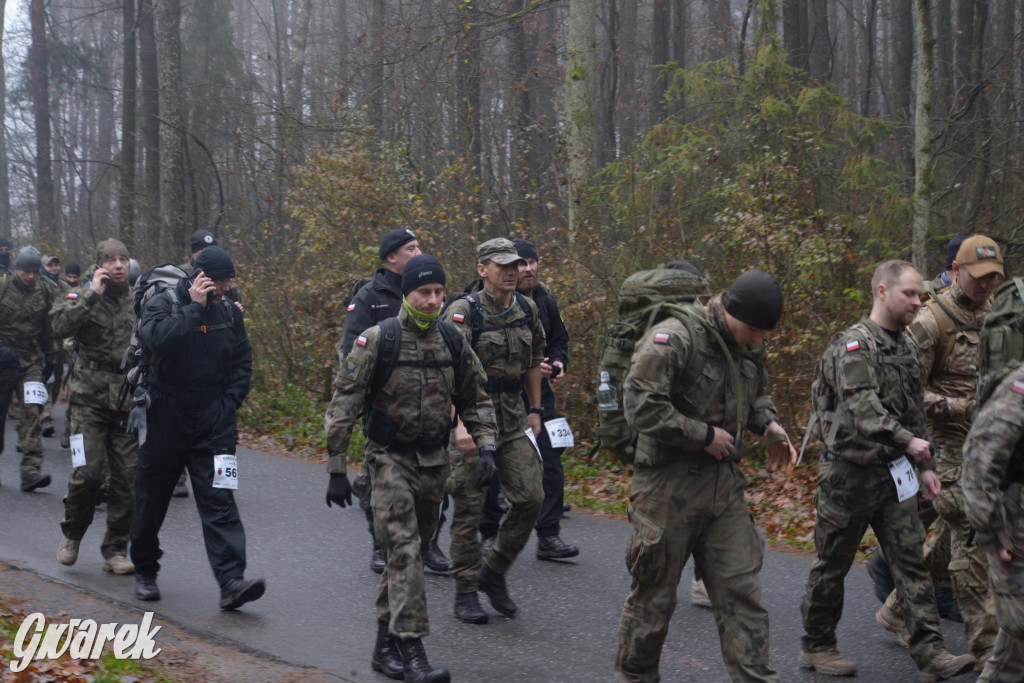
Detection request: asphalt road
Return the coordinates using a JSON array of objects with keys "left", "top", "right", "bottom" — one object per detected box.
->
[{"left": 0, "top": 406, "right": 973, "bottom": 682}]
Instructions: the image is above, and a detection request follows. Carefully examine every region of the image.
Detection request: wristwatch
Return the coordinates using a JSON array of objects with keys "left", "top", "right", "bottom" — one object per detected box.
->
[{"left": 528, "top": 407, "right": 543, "bottom": 415}]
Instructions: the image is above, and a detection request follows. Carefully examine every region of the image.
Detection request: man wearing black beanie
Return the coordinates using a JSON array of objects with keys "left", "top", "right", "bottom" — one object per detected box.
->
[
  {"left": 325, "top": 253, "right": 497, "bottom": 682},
  {"left": 130, "top": 245, "right": 266, "bottom": 610},
  {"left": 0, "top": 238, "right": 12, "bottom": 272},
  {"left": 615, "top": 269, "right": 796, "bottom": 683}
]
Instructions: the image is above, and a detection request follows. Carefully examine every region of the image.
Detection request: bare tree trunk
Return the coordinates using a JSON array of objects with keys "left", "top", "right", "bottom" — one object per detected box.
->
[
  {"left": 0, "top": 0, "right": 11, "bottom": 240},
  {"left": 369, "top": 0, "right": 386, "bottom": 136},
  {"left": 139, "top": 0, "right": 160, "bottom": 246},
  {"left": 783, "top": 0, "right": 809, "bottom": 72},
  {"left": 284, "top": 0, "right": 313, "bottom": 160},
  {"left": 594, "top": 0, "right": 618, "bottom": 169},
  {"left": 31, "top": 0, "right": 56, "bottom": 245},
  {"left": 892, "top": 0, "right": 914, "bottom": 176},
  {"left": 861, "top": 0, "right": 878, "bottom": 116},
  {"left": 336, "top": 0, "right": 348, "bottom": 97},
  {"left": 618, "top": 0, "right": 638, "bottom": 153},
  {"left": 961, "top": 0, "right": 990, "bottom": 229},
  {"left": 954, "top": 0, "right": 974, "bottom": 101},
  {"left": 808, "top": 0, "right": 830, "bottom": 82},
  {"left": 508, "top": 4, "right": 530, "bottom": 220},
  {"left": 120, "top": 0, "right": 137, "bottom": 246},
  {"left": 650, "top": 0, "right": 669, "bottom": 125},
  {"left": 566, "top": 0, "right": 595, "bottom": 246},
  {"left": 913, "top": 0, "right": 935, "bottom": 267},
  {"left": 157, "top": 0, "right": 187, "bottom": 257},
  {"left": 705, "top": 0, "right": 733, "bottom": 62},
  {"left": 669, "top": 0, "right": 685, "bottom": 117},
  {"left": 935, "top": 0, "right": 953, "bottom": 115},
  {"left": 455, "top": 0, "right": 482, "bottom": 237}
]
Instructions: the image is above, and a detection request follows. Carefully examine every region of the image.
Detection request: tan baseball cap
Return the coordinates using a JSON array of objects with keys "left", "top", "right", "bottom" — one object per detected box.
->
[
  {"left": 476, "top": 238, "right": 525, "bottom": 266},
  {"left": 956, "top": 235, "right": 1004, "bottom": 278}
]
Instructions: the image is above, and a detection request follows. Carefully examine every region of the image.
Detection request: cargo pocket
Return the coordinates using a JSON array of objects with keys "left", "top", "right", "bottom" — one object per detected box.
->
[
  {"left": 625, "top": 505, "right": 667, "bottom": 585},
  {"left": 815, "top": 493, "right": 851, "bottom": 531}
]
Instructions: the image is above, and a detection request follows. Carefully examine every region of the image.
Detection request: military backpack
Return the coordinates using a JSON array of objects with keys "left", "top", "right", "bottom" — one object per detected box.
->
[
  {"left": 592, "top": 268, "right": 711, "bottom": 464},
  {"left": 976, "top": 277, "right": 1024, "bottom": 408},
  {"left": 439, "top": 286, "right": 535, "bottom": 348}
]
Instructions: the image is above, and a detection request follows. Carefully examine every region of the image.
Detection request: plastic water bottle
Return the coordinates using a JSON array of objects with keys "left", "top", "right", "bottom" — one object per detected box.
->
[{"left": 597, "top": 371, "right": 619, "bottom": 411}]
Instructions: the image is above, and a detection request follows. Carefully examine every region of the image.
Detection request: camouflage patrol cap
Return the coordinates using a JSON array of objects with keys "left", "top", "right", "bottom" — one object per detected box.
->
[
  {"left": 96, "top": 239, "right": 130, "bottom": 265},
  {"left": 956, "top": 235, "right": 1004, "bottom": 279},
  {"left": 477, "top": 238, "right": 525, "bottom": 266},
  {"left": 42, "top": 254, "right": 60, "bottom": 266}
]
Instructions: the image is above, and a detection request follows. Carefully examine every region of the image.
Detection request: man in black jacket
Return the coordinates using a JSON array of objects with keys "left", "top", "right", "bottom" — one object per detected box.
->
[
  {"left": 479, "top": 239, "right": 578, "bottom": 560},
  {"left": 129, "top": 246, "right": 265, "bottom": 610}
]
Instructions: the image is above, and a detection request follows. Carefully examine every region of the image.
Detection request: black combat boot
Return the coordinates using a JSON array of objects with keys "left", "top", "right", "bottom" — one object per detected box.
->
[
  {"left": 396, "top": 637, "right": 450, "bottom": 683},
  {"left": 476, "top": 563, "right": 517, "bottom": 617},
  {"left": 424, "top": 518, "right": 450, "bottom": 574},
  {"left": 537, "top": 535, "right": 580, "bottom": 561},
  {"left": 371, "top": 619, "right": 405, "bottom": 680},
  {"left": 371, "top": 541, "right": 386, "bottom": 574},
  {"left": 135, "top": 574, "right": 160, "bottom": 601},
  {"left": 454, "top": 591, "right": 488, "bottom": 624},
  {"left": 219, "top": 577, "right": 266, "bottom": 610}
]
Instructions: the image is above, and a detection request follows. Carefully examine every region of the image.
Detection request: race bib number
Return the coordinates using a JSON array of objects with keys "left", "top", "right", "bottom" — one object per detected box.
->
[
  {"left": 544, "top": 417, "right": 574, "bottom": 448},
  {"left": 23, "top": 381, "right": 48, "bottom": 405},
  {"left": 888, "top": 456, "right": 920, "bottom": 502},
  {"left": 69, "top": 434, "right": 86, "bottom": 468},
  {"left": 525, "top": 428, "right": 542, "bottom": 462},
  {"left": 213, "top": 454, "right": 239, "bottom": 490}
]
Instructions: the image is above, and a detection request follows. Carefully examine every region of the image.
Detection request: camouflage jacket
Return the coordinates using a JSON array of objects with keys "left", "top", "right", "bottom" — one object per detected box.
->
[
  {"left": 51, "top": 283, "right": 135, "bottom": 410},
  {"left": 324, "top": 306, "right": 497, "bottom": 471},
  {"left": 907, "top": 280, "right": 990, "bottom": 481},
  {"left": 962, "top": 364, "right": 1024, "bottom": 554},
  {"left": 442, "top": 288, "right": 545, "bottom": 440},
  {"left": 819, "top": 316, "right": 933, "bottom": 469},
  {"left": 0, "top": 272, "right": 56, "bottom": 367},
  {"left": 623, "top": 296, "right": 779, "bottom": 468}
]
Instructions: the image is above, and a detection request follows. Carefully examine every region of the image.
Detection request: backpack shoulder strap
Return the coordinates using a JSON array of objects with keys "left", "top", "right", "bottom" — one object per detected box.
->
[
  {"left": 438, "top": 320, "right": 465, "bottom": 404},
  {"left": 923, "top": 298, "right": 957, "bottom": 380},
  {"left": 366, "top": 317, "right": 402, "bottom": 410}
]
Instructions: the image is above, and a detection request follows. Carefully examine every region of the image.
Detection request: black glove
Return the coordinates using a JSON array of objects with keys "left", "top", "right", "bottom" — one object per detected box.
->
[
  {"left": 476, "top": 445, "right": 497, "bottom": 488},
  {"left": 326, "top": 473, "right": 353, "bottom": 508},
  {"left": 0, "top": 343, "right": 17, "bottom": 369}
]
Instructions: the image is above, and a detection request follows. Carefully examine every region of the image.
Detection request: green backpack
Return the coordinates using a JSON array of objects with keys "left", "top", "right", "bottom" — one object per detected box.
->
[
  {"left": 976, "top": 277, "right": 1024, "bottom": 408},
  {"left": 592, "top": 268, "right": 711, "bottom": 463}
]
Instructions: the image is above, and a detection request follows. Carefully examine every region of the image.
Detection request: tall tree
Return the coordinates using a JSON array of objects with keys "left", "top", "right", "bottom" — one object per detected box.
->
[
  {"left": 283, "top": 0, "right": 313, "bottom": 160},
  {"left": 783, "top": 0, "right": 809, "bottom": 72},
  {"left": 565, "top": 0, "right": 596, "bottom": 244},
  {"left": 808, "top": 0, "right": 830, "bottom": 82},
  {"left": 139, "top": 0, "right": 160, "bottom": 242},
  {"left": 913, "top": 0, "right": 935, "bottom": 267},
  {"left": 961, "top": 0, "right": 990, "bottom": 229},
  {"left": 30, "top": 0, "right": 56, "bottom": 244},
  {"left": 891, "top": 0, "right": 915, "bottom": 175},
  {"left": 0, "top": 0, "right": 11, "bottom": 240},
  {"left": 120, "top": 0, "right": 138, "bottom": 245},
  {"left": 650, "top": 0, "right": 669, "bottom": 125},
  {"left": 157, "top": 0, "right": 187, "bottom": 257}
]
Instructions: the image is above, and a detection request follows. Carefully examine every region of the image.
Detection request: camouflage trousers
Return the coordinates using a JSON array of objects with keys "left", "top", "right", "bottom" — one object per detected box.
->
[
  {"left": 446, "top": 433, "right": 543, "bottom": 593},
  {"left": 41, "top": 350, "right": 65, "bottom": 424},
  {"left": 0, "top": 362, "right": 45, "bottom": 479},
  {"left": 368, "top": 446, "right": 447, "bottom": 638},
  {"left": 979, "top": 485, "right": 1024, "bottom": 682},
  {"left": 801, "top": 458, "right": 945, "bottom": 669},
  {"left": 60, "top": 403, "right": 137, "bottom": 558},
  {"left": 615, "top": 455, "right": 778, "bottom": 683},
  {"left": 887, "top": 485, "right": 997, "bottom": 659}
]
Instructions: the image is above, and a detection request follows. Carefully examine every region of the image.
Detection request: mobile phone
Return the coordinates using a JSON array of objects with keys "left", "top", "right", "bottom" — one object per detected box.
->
[{"left": 550, "top": 363, "right": 562, "bottom": 379}]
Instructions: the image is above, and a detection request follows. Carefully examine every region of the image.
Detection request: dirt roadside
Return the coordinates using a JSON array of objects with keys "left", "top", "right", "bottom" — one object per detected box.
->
[{"left": 0, "top": 560, "right": 348, "bottom": 682}]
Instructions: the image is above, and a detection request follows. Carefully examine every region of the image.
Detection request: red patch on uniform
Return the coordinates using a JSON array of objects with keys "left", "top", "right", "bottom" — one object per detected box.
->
[
  {"left": 846, "top": 341, "right": 860, "bottom": 352},
  {"left": 356, "top": 335, "right": 367, "bottom": 347},
  {"left": 1012, "top": 381, "right": 1024, "bottom": 396},
  {"left": 653, "top": 332, "right": 671, "bottom": 344},
  {"left": 347, "top": 303, "right": 355, "bottom": 312},
  {"left": 452, "top": 313, "right": 466, "bottom": 323}
]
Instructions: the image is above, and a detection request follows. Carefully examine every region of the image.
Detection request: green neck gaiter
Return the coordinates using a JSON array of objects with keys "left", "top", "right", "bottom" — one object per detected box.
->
[{"left": 403, "top": 297, "right": 440, "bottom": 331}]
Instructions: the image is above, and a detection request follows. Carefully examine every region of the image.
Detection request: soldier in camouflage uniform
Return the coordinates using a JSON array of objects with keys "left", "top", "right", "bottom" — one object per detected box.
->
[
  {"left": 442, "top": 238, "right": 546, "bottom": 625},
  {"left": 799, "top": 260, "right": 974, "bottom": 679},
  {"left": 962, "top": 365, "right": 1024, "bottom": 682},
  {"left": 51, "top": 239, "right": 137, "bottom": 575},
  {"left": 324, "top": 255, "right": 495, "bottom": 683},
  {"left": 876, "top": 236, "right": 1001, "bottom": 663},
  {"left": 614, "top": 269, "right": 796, "bottom": 683},
  {"left": 0, "top": 248, "right": 56, "bottom": 491}
]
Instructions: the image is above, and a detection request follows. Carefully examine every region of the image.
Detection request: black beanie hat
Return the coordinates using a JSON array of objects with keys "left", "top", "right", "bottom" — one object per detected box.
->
[
  {"left": 193, "top": 245, "right": 235, "bottom": 280},
  {"left": 0, "top": 237, "right": 11, "bottom": 250},
  {"left": 379, "top": 229, "right": 418, "bottom": 260},
  {"left": 65, "top": 262, "right": 81, "bottom": 276},
  {"left": 191, "top": 229, "right": 217, "bottom": 253},
  {"left": 722, "top": 269, "right": 783, "bottom": 331},
  {"left": 945, "top": 233, "right": 973, "bottom": 271},
  {"left": 14, "top": 247, "right": 42, "bottom": 272},
  {"left": 512, "top": 238, "right": 539, "bottom": 261},
  {"left": 401, "top": 254, "right": 446, "bottom": 296}
]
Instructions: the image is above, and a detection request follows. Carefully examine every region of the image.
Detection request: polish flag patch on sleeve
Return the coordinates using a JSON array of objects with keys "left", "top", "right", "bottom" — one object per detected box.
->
[
  {"left": 66, "top": 292, "right": 78, "bottom": 299},
  {"left": 653, "top": 332, "right": 671, "bottom": 344},
  {"left": 356, "top": 335, "right": 368, "bottom": 347},
  {"left": 347, "top": 303, "right": 355, "bottom": 312},
  {"left": 452, "top": 313, "right": 466, "bottom": 323},
  {"left": 846, "top": 340, "right": 861, "bottom": 352},
  {"left": 1012, "top": 381, "right": 1024, "bottom": 396}
]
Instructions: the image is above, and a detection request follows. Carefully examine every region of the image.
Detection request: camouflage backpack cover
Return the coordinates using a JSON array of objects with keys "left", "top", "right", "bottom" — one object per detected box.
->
[
  {"left": 976, "top": 277, "right": 1024, "bottom": 408},
  {"left": 592, "top": 268, "right": 711, "bottom": 463}
]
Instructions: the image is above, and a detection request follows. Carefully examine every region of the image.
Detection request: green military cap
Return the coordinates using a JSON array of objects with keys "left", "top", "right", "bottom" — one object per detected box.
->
[{"left": 477, "top": 238, "right": 525, "bottom": 266}]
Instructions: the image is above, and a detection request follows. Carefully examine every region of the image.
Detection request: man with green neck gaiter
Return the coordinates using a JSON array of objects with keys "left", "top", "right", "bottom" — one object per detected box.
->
[{"left": 325, "top": 254, "right": 498, "bottom": 682}]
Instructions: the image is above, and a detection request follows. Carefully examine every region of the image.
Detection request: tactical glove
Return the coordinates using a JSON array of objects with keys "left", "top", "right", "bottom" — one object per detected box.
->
[
  {"left": 326, "top": 473, "right": 354, "bottom": 508},
  {"left": 476, "top": 445, "right": 498, "bottom": 488}
]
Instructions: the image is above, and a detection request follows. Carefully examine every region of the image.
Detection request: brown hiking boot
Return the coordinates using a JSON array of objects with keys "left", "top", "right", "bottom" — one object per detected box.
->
[
  {"left": 919, "top": 652, "right": 974, "bottom": 680},
  {"left": 875, "top": 602, "right": 910, "bottom": 648},
  {"left": 799, "top": 649, "right": 857, "bottom": 676}
]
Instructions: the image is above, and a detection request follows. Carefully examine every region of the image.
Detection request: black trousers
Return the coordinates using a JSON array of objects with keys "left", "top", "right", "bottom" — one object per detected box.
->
[
  {"left": 130, "top": 440, "right": 247, "bottom": 587},
  {"left": 480, "top": 424, "right": 565, "bottom": 539}
]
